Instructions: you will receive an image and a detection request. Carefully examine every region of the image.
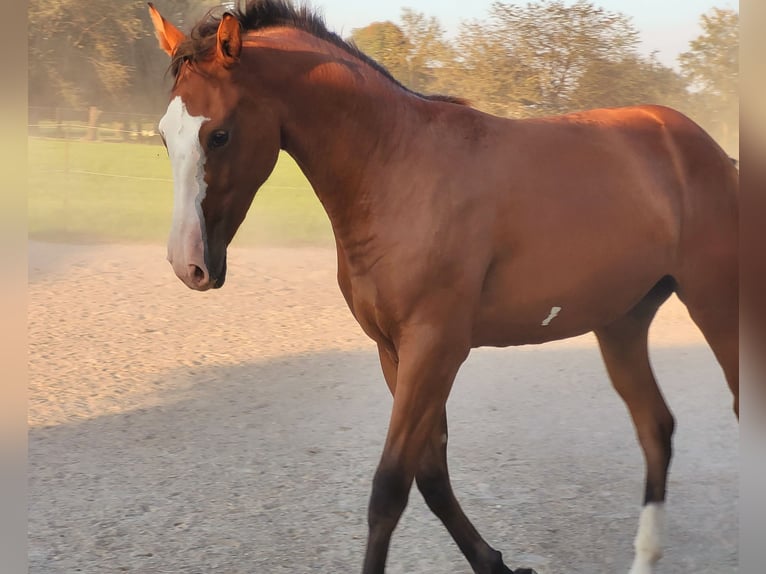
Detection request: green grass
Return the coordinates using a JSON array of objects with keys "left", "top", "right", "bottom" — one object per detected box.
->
[{"left": 28, "top": 137, "right": 333, "bottom": 246}]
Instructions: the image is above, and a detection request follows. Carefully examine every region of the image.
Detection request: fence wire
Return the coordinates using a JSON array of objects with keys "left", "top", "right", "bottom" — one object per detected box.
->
[{"left": 29, "top": 121, "right": 305, "bottom": 190}]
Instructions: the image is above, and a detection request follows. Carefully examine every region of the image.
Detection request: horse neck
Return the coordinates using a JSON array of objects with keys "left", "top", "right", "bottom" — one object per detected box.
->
[{"left": 244, "top": 31, "right": 425, "bottom": 246}]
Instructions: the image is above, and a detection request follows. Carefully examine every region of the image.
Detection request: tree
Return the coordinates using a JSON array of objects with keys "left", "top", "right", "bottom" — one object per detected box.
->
[
  {"left": 398, "top": 9, "right": 453, "bottom": 94},
  {"left": 487, "top": 0, "right": 640, "bottom": 115},
  {"left": 679, "top": 8, "right": 738, "bottom": 153},
  {"left": 350, "top": 11, "right": 457, "bottom": 98},
  {"left": 28, "top": 0, "right": 145, "bottom": 108},
  {"left": 436, "top": 0, "right": 643, "bottom": 117},
  {"left": 445, "top": 18, "right": 541, "bottom": 117},
  {"left": 349, "top": 21, "right": 411, "bottom": 83},
  {"left": 28, "top": 0, "right": 217, "bottom": 111},
  {"left": 569, "top": 54, "right": 688, "bottom": 112}
]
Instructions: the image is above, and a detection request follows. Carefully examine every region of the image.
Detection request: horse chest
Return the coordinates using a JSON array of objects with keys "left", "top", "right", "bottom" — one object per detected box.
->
[{"left": 336, "top": 264, "right": 392, "bottom": 346}]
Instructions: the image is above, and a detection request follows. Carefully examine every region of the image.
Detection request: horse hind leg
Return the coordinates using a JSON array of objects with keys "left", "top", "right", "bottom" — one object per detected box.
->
[
  {"left": 375, "top": 345, "right": 535, "bottom": 574},
  {"left": 415, "top": 411, "right": 536, "bottom": 574},
  {"left": 675, "top": 259, "right": 739, "bottom": 417},
  {"left": 594, "top": 278, "right": 676, "bottom": 574}
]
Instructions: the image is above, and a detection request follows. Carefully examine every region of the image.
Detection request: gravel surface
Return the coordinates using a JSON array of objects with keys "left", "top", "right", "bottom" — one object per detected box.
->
[{"left": 29, "top": 242, "right": 738, "bottom": 574}]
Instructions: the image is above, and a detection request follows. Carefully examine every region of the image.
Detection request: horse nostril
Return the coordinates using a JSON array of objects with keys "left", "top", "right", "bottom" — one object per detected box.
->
[{"left": 189, "top": 264, "right": 208, "bottom": 286}]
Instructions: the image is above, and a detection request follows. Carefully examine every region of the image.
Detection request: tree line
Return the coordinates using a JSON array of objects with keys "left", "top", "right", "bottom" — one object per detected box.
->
[{"left": 28, "top": 0, "right": 738, "bottom": 153}]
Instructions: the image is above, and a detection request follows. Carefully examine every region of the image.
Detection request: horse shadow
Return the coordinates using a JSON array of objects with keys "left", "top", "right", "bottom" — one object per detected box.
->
[{"left": 29, "top": 344, "right": 738, "bottom": 574}]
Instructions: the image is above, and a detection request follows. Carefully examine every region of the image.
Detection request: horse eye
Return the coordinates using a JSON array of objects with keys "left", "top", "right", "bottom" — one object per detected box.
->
[{"left": 209, "top": 130, "right": 229, "bottom": 149}]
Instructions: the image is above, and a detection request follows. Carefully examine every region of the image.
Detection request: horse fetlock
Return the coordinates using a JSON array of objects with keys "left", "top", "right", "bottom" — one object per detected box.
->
[
  {"left": 628, "top": 554, "right": 659, "bottom": 574},
  {"left": 472, "top": 547, "right": 508, "bottom": 574},
  {"left": 472, "top": 547, "right": 535, "bottom": 574}
]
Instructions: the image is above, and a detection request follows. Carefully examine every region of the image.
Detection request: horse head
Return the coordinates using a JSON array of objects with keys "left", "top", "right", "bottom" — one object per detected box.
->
[{"left": 150, "top": 4, "right": 282, "bottom": 290}]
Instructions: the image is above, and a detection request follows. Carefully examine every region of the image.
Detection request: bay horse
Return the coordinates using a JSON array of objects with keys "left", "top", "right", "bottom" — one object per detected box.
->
[{"left": 148, "top": 2, "right": 738, "bottom": 573}]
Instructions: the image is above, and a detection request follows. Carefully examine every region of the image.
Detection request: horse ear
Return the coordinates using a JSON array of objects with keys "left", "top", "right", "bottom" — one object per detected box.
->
[
  {"left": 148, "top": 2, "right": 185, "bottom": 57},
  {"left": 216, "top": 13, "right": 242, "bottom": 66}
]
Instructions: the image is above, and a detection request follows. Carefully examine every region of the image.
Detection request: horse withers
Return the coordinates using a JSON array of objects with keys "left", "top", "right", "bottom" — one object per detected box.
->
[{"left": 149, "top": 2, "right": 738, "bottom": 573}]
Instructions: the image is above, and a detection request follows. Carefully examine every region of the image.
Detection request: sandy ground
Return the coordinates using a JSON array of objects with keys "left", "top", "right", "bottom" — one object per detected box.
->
[{"left": 28, "top": 242, "right": 738, "bottom": 573}]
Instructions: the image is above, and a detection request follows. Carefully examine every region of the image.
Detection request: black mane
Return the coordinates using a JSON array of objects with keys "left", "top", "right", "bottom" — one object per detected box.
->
[{"left": 170, "top": 0, "right": 468, "bottom": 105}]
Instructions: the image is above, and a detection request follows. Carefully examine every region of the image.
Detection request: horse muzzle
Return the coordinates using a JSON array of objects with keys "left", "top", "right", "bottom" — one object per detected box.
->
[{"left": 169, "top": 252, "right": 227, "bottom": 291}]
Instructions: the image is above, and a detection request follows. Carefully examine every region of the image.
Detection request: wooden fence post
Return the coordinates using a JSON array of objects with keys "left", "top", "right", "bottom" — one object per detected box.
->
[
  {"left": 87, "top": 106, "right": 101, "bottom": 141},
  {"left": 55, "top": 107, "right": 64, "bottom": 138}
]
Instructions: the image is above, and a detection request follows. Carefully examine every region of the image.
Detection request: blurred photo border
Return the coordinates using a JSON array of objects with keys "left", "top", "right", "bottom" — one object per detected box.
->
[
  {"left": 0, "top": 1, "right": 28, "bottom": 573},
  {"left": 740, "top": 0, "right": 766, "bottom": 571}
]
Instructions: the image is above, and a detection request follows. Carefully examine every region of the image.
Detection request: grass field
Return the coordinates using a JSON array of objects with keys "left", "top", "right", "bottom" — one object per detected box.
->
[{"left": 28, "top": 137, "right": 333, "bottom": 246}]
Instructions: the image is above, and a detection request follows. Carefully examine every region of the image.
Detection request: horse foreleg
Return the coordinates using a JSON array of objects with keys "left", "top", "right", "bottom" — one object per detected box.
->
[
  {"left": 595, "top": 286, "right": 675, "bottom": 574},
  {"left": 362, "top": 330, "right": 469, "bottom": 574}
]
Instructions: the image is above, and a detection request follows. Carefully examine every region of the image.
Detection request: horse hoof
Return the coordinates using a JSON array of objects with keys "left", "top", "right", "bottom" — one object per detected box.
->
[{"left": 512, "top": 569, "right": 538, "bottom": 574}]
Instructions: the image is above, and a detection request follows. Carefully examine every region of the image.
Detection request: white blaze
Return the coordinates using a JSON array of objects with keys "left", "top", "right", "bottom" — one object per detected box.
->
[
  {"left": 629, "top": 502, "right": 665, "bottom": 574},
  {"left": 158, "top": 95, "right": 211, "bottom": 275}
]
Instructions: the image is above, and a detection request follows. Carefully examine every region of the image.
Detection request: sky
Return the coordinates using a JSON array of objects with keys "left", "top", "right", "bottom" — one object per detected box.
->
[{"left": 309, "top": 0, "right": 739, "bottom": 69}]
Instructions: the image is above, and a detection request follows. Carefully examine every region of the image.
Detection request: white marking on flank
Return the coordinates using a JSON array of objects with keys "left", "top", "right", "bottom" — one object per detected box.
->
[
  {"left": 629, "top": 502, "right": 665, "bottom": 574},
  {"left": 158, "top": 96, "right": 211, "bottom": 274},
  {"left": 541, "top": 306, "right": 562, "bottom": 326}
]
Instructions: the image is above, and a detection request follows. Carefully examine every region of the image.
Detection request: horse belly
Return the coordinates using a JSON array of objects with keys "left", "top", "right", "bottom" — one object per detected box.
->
[{"left": 471, "top": 242, "right": 673, "bottom": 348}]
